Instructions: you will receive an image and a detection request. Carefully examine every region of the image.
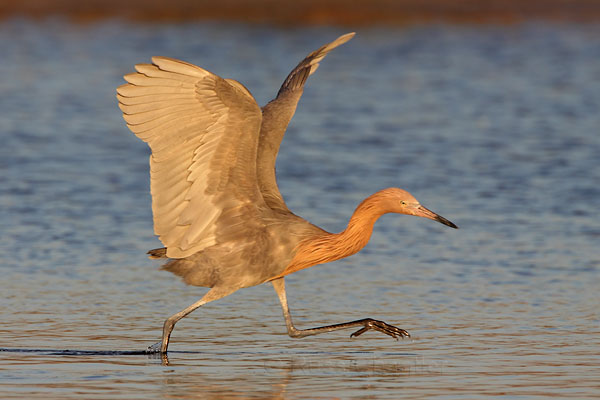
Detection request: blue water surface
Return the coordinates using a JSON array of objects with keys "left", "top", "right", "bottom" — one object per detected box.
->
[{"left": 1, "top": 18, "right": 599, "bottom": 399}]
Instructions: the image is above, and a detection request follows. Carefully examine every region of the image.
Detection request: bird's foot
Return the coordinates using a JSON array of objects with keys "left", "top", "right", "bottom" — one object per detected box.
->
[
  {"left": 147, "top": 341, "right": 162, "bottom": 353},
  {"left": 146, "top": 342, "right": 170, "bottom": 365},
  {"left": 350, "top": 319, "right": 410, "bottom": 340}
]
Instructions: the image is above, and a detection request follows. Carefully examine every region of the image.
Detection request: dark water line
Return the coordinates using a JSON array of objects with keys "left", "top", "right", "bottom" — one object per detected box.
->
[{"left": 0, "top": 347, "right": 154, "bottom": 356}]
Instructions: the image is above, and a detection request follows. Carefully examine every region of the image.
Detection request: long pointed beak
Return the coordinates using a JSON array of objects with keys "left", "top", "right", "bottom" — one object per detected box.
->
[{"left": 414, "top": 205, "right": 458, "bottom": 229}]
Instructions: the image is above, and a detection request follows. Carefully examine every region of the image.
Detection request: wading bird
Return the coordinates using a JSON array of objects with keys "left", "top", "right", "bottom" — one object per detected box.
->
[{"left": 117, "top": 32, "right": 457, "bottom": 354}]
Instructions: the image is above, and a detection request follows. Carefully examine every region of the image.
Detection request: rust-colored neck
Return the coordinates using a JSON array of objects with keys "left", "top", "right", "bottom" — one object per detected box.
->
[{"left": 274, "top": 192, "right": 391, "bottom": 279}]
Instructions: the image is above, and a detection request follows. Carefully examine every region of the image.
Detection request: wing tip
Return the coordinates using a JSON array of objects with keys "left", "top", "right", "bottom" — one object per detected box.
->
[
  {"left": 151, "top": 56, "right": 212, "bottom": 78},
  {"left": 116, "top": 83, "right": 132, "bottom": 96},
  {"left": 134, "top": 63, "right": 157, "bottom": 73},
  {"left": 340, "top": 32, "right": 356, "bottom": 41},
  {"left": 122, "top": 72, "right": 140, "bottom": 84},
  {"left": 330, "top": 32, "right": 356, "bottom": 48},
  {"left": 151, "top": 55, "right": 174, "bottom": 65}
]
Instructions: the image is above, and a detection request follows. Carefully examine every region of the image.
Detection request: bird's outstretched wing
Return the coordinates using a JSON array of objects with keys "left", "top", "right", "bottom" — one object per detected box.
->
[
  {"left": 117, "top": 57, "right": 263, "bottom": 258},
  {"left": 276, "top": 32, "right": 356, "bottom": 99},
  {"left": 257, "top": 32, "right": 355, "bottom": 212}
]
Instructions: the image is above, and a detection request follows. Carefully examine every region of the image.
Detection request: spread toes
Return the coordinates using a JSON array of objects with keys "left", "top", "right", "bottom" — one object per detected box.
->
[{"left": 350, "top": 319, "right": 410, "bottom": 340}]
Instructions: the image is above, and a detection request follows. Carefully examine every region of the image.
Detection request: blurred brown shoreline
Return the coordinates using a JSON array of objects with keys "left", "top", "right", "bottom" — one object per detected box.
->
[{"left": 2, "top": 0, "right": 600, "bottom": 25}]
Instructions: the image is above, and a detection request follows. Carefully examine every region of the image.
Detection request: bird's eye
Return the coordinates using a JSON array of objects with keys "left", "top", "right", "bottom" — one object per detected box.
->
[{"left": 401, "top": 201, "right": 406, "bottom": 205}]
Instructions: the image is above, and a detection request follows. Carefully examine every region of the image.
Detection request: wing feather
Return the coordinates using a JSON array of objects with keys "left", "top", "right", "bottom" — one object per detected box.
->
[
  {"left": 117, "top": 92, "right": 192, "bottom": 106},
  {"left": 151, "top": 56, "right": 212, "bottom": 78},
  {"left": 117, "top": 84, "right": 191, "bottom": 97},
  {"left": 257, "top": 33, "right": 355, "bottom": 212},
  {"left": 134, "top": 64, "right": 202, "bottom": 84},
  {"left": 123, "top": 73, "right": 194, "bottom": 88},
  {"left": 117, "top": 56, "right": 264, "bottom": 258},
  {"left": 122, "top": 104, "right": 201, "bottom": 125},
  {"left": 118, "top": 98, "right": 198, "bottom": 114},
  {"left": 276, "top": 32, "right": 355, "bottom": 97}
]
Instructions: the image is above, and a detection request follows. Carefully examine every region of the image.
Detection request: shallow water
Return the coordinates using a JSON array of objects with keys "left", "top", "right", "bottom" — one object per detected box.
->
[{"left": 1, "top": 19, "right": 599, "bottom": 398}]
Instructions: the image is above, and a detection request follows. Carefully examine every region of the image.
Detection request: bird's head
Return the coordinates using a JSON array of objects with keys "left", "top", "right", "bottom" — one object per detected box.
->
[{"left": 377, "top": 187, "right": 458, "bottom": 229}]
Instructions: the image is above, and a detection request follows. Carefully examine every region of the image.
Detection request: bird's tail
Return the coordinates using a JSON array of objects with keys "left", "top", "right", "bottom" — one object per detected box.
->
[{"left": 147, "top": 247, "right": 167, "bottom": 259}]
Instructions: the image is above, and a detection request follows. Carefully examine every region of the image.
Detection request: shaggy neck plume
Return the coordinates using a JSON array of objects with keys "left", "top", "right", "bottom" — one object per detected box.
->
[{"left": 275, "top": 191, "right": 393, "bottom": 278}]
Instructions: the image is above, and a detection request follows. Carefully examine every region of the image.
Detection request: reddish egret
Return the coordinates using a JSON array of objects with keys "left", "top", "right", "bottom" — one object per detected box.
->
[{"left": 117, "top": 32, "right": 457, "bottom": 354}]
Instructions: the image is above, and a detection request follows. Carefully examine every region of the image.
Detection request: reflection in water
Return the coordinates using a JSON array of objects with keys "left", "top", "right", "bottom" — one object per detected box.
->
[
  {"left": 154, "top": 351, "right": 449, "bottom": 399},
  {"left": 1, "top": 19, "right": 599, "bottom": 399}
]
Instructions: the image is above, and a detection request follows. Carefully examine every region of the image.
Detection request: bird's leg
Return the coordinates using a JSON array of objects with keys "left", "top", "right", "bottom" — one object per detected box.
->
[
  {"left": 271, "top": 278, "right": 409, "bottom": 340},
  {"left": 148, "top": 286, "right": 235, "bottom": 354},
  {"left": 147, "top": 298, "right": 207, "bottom": 354}
]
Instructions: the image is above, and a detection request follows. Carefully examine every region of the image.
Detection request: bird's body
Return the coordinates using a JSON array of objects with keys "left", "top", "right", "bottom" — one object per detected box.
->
[
  {"left": 117, "top": 32, "right": 457, "bottom": 357},
  {"left": 161, "top": 209, "right": 322, "bottom": 289}
]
